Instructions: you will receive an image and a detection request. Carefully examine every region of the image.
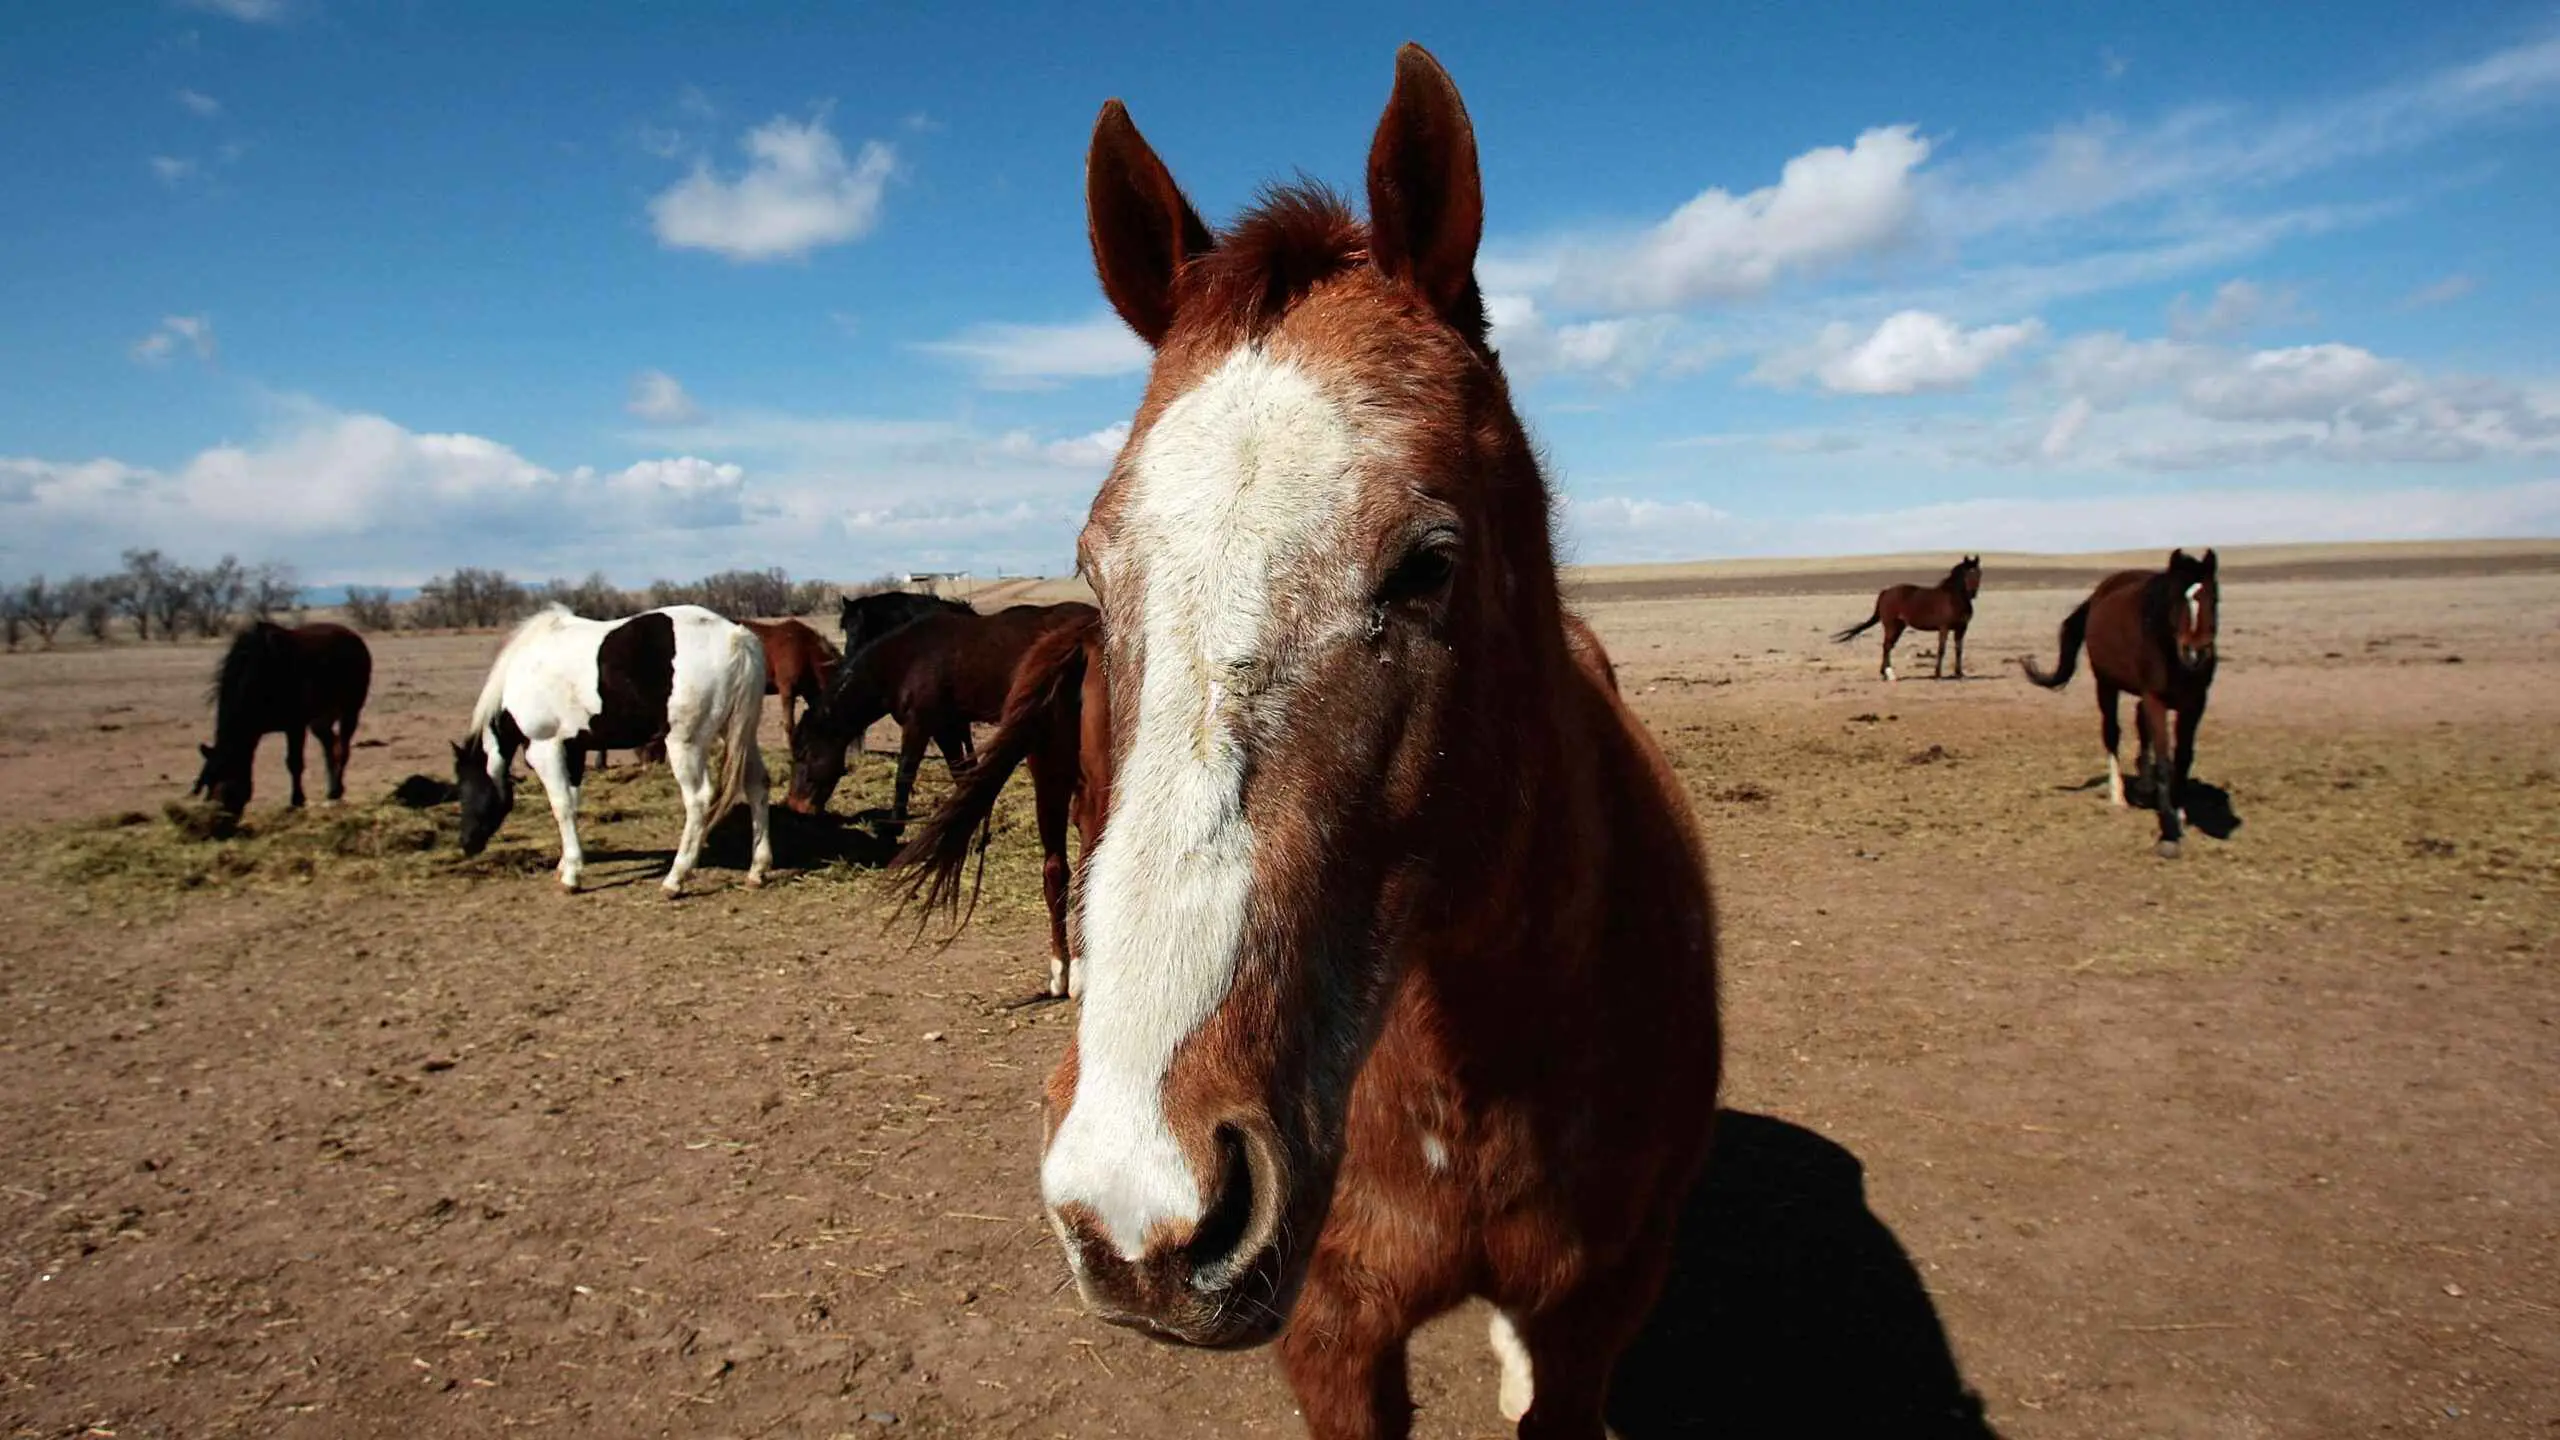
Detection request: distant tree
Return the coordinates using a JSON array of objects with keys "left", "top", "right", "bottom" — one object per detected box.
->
[
  {"left": 72, "top": 574, "right": 126, "bottom": 643},
  {"left": 17, "top": 575, "right": 69, "bottom": 648},
  {"left": 247, "top": 561, "right": 299, "bottom": 621},
  {"left": 0, "top": 587, "right": 21, "bottom": 651},
  {"left": 538, "top": 571, "right": 640, "bottom": 620},
  {"left": 341, "top": 586, "right": 398, "bottom": 632},
  {"left": 119, "top": 548, "right": 176, "bottom": 642},
  {"left": 694, "top": 567, "right": 792, "bottom": 619},
  {"left": 412, "top": 567, "right": 528, "bottom": 629},
  {"left": 785, "top": 578, "right": 835, "bottom": 617},
  {"left": 182, "top": 555, "right": 247, "bottom": 638}
]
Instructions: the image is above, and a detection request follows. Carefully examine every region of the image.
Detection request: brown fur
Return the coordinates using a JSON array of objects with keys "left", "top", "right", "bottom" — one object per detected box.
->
[
  {"left": 895, "top": 610, "right": 1112, "bottom": 996},
  {"left": 995, "top": 46, "right": 1719, "bottom": 1439},
  {"left": 1833, "top": 555, "right": 1981, "bottom": 680},
  {"left": 193, "top": 621, "right": 373, "bottom": 816},
  {"left": 2022, "top": 548, "right": 2221, "bottom": 857},
  {"left": 787, "top": 602, "right": 1096, "bottom": 824},
  {"left": 741, "top": 617, "right": 841, "bottom": 746}
]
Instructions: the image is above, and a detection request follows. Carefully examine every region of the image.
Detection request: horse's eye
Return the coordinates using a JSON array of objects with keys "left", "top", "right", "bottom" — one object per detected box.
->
[{"left": 1378, "top": 534, "right": 1459, "bottom": 607}]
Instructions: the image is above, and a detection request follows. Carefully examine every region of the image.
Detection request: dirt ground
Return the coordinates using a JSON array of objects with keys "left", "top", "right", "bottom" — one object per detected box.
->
[{"left": 1, "top": 552, "right": 2554, "bottom": 1439}]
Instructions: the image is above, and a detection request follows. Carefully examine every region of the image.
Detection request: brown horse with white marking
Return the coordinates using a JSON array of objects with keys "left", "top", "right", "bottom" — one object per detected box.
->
[
  {"left": 934, "top": 46, "right": 1721, "bottom": 1439},
  {"left": 741, "top": 617, "right": 840, "bottom": 746},
  {"left": 2022, "top": 548, "right": 2221, "bottom": 857},
  {"left": 1832, "top": 554, "right": 1981, "bottom": 680}
]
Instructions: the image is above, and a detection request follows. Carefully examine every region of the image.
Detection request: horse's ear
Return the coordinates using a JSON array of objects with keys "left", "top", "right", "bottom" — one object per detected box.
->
[
  {"left": 1086, "top": 99, "right": 1213, "bottom": 348},
  {"left": 2201, "top": 548, "right": 2219, "bottom": 573},
  {"left": 1367, "top": 43, "right": 1486, "bottom": 338}
]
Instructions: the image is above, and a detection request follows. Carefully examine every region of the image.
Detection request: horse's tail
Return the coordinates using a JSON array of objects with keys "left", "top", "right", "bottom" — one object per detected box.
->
[
  {"left": 1831, "top": 605, "right": 1882, "bottom": 644},
  {"left": 2020, "top": 600, "right": 2091, "bottom": 690},
  {"left": 708, "top": 623, "right": 766, "bottom": 821},
  {"left": 893, "top": 612, "right": 1093, "bottom": 926}
]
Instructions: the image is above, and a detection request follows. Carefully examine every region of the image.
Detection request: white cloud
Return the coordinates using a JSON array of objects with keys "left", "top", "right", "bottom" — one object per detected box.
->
[
  {"left": 626, "top": 369, "right": 701, "bottom": 425},
  {"left": 1752, "top": 310, "right": 2045, "bottom": 395},
  {"left": 179, "top": 0, "right": 288, "bottom": 21},
  {"left": 2402, "top": 273, "right": 2476, "bottom": 309},
  {"left": 2041, "top": 397, "right": 2094, "bottom": 460},
  {"left": 150, "top": 156, "right": 199, "bottom": 186},
  {"left": 2167, "top": 279, "right": 2309, "bottom": 339},
  {"left": 917, "top": 313, "right": 1150, "bottom": 389},
  {"left": 176, "top": 89, "right": 222, "bottom": 118},
  {"left": 131, "top": 314, "right": 216, "bottom": 366},
  {"left": 1550, "top": 126, "right": 1932, "bottom": 310},
  {"left": 648, "top": 113, "right": 896, "bottom": 262},
  {"left": 1487, "top": 294, "right": 1691, "bottom": 385}
]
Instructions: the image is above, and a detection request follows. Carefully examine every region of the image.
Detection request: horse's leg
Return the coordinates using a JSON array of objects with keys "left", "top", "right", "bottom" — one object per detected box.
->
[
  {"left": 328, "top": 713, "right": 356, "bottom": 800},
  {"left": 1954, "top": 623, "right": 1968, "bottom": 679},
  {"left": 2098, "top": 680, "right": 2125, "bottom": 807},
  {"left": 892, "top": 718, "right": 931, "bottom": 824},
  {"left": 2138, "top": 694, "right": 2183, "bottom": 857},
  {"left": 1880, "top": 616, "right": 1902, "bottom": 682},
  {"left": 1505, "top": 1214, "right": 1680, "bottom": 1440},
  {"left": 1932, "top": 625, "right": 1948, "bottom": 678},
  {"left": 284, "top": 726, "right": 308, "bottom": 808},
  {"left": 527, "top": 740, "right": 585, "bottom": 891},
  {"left": 743, "top": 739, "right": 773, "bottom": 888},
  {"left": 1028, "top": 745, "right": 1074, "bottom": 998},
  {"left": 1276, "top": 1263, "right": 1415, "bottom": 1440},
  {"left": 2173, "top": 689, "right": 2207, "bottom": 825},
  {"left": 310, "top": 723, "right": 340, "bottom": 802},
  {"left": 663, "top": 737, "right": 714, "bottom": 895}
]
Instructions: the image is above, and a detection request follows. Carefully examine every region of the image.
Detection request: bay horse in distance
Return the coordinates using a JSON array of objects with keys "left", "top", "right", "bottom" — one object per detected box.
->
[
  {"left": 787, "top": 601, "right": 1095, "bottom": 825},
  {"left": 192, "top": 621, "right": 373, "bottom": 817},
  {"left": 1833, "top": 554, "right": 1981, "bottom": 680},
  {"left": 2022, "top": 548, "right": 2220, "bottom": 858},
  {"left": 991, "top": 47, "right": 1721, "bottom": 1438},
  {"left": 898, "top": 608, "right": 1112, "bottom": 998},
  {"left": 455, "top": 605, "right": 772, "bottom": 893}
]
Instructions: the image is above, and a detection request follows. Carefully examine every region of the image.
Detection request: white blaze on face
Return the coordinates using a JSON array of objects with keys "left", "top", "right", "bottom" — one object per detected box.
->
[
  {"left": 2184, "top": 581, "right": 2203, "bottom": 631},
  {"left": 1043, "top": 346, "right": 1363, "bottom": 1261}
]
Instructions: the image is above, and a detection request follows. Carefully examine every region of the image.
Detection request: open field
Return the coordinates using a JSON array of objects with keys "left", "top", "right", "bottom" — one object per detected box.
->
[{"left": 2, "top": 549, "right": 2556, "bottom": 1438}]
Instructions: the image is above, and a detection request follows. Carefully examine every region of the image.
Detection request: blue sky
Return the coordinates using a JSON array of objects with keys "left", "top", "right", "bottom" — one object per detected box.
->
[{"left": 4, "top": 0, "right": 2558, "bottom": 587}]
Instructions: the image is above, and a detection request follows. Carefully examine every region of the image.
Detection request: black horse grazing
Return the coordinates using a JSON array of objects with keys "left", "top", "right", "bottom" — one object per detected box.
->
[
  {"left": 192, "top": 622, "right": 373, "bottom": 816},
  {"left": 2022, "top": 548, "right": 2221, "bottom": 857},
  {"left": 839, "top": 589, "right": 972, "bottom": 658},
  {"left": 1833, "top": 555, "right": 1982, "bottom": 681}
]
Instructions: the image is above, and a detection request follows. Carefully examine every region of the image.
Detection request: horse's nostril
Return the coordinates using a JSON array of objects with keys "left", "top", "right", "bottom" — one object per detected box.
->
[{"left": 1184, "top": 1124, "right": 1260, "bottom": 1281}]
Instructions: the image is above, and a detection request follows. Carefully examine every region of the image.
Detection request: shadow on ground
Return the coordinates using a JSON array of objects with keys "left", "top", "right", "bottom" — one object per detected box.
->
[{"left": 1608, "top": 1110, "right": 1997, "bottom": 1438}]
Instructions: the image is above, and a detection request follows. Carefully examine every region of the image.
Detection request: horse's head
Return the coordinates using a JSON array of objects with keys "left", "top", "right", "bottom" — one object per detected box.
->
[
  {"left": 784, "top": 709, "right": 850, "bottom": 815},
  {"left": 1042, "top": 44, "right": 1541, "bottom": 1349},
  {"left": 451, "top": 735, "right": 514, "bottom": 856},
  {"left": 2166, "top": 548, "right": 2219, "bottom": 669},
  {"left": 1959, "top": 554, "right": 1983, "bottom": 596},
  {"left": 192, "top": 742, "right": 251, "bottom": 816}
]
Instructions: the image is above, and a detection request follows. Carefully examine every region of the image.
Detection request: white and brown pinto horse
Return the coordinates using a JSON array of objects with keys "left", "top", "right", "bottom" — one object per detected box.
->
[
  {"left": 454, "top": 604, "right": 772, "bottom": 894},
  {"left": 1007, "top": 46, "right": 1720, "bottom": 1438}
]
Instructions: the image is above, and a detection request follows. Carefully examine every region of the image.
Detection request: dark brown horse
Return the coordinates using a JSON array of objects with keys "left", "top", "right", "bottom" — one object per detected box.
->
[
  {"left": 898, "top": 48, "right": 1720, "bottom": 1438},
  {"left": 192, "top": 621, "right": 372, "bottom": 816},
  {"left": 839, "top": 589, "right": 973, "bottom": 656},
  {"left": 787, "top": 602, "right": 1097, "bottom": 824},
  {"left": 1833, "top": 554, "right": 1981, "bottom": 680},
  {"left": 741, "top": 617, "right": 840, "bottom": 745},
  {"left": 899, "top": 608, "right": 1113, "bottom": 998},
  {"left": 2022, "top": 548, "right": 2220, "bottom": 857}
]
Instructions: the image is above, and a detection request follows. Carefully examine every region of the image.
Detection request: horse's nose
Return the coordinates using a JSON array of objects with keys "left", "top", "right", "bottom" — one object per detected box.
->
[{"left": 1049, "top": 1122, "right": 1287, "bottom": 1349}]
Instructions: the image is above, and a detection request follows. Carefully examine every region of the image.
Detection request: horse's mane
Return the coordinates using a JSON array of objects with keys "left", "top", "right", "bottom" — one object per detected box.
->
[
  {"left": 209, "top": 622, "right": 292, "bottom": 734},
  {"left": 466, "top": 605, "right": 577, "bottom": 741},
  {"left": 1184, "top": 182, "right": 1372, "bottom": 342}
]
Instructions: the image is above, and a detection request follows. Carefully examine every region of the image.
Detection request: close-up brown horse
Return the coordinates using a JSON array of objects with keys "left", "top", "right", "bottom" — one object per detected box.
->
[
  {"left": 1833, "top": 554, "right": 1982, "bottom": 681},
  {"left": 903, "top": 45, "right": 1722, "bottom": 1440},
  {"left": 740, "top": 616, "right": 840, "bottom": 746},
  {"left": 786, "top": 601, "right": 1097, "bottom": 824},
  {"left": 898, "top": 607, "right": 1113, "bottom": 999},
  {"left": 2022, "top": 548, "right": 2221, "bottom": 857},
  {"left": 191, "top": 621, "right": 373, "bottom": 817}
]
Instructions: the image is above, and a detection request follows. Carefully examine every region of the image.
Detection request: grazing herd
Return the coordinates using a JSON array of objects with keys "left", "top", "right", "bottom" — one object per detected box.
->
[{"left": 170, "top": 44, "right": 2230, "bottom": 1440}]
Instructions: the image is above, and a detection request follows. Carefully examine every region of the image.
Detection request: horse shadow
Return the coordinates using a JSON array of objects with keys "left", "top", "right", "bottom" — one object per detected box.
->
[
  {"left": 2055, "top": 775, "right": 2244, "bottom": 843},
  {"left": 1606, "top": 1110, "right": 1998, "bottom": 1439}
]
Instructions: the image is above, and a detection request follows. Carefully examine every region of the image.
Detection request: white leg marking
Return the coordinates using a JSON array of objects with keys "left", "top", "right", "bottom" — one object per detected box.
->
[
  {"left": 2107, "top": 753, "right": 2126, "bottom": 807},
  {"left": 1043, "top": 347, "right": 1363, "bottom": 1259},
  {"left": 743, "top": 743, "right": 772, "bottom": 886},
  {"left": 1884, "top": 664, "right": 1897, "bottom": 683},
  {"left": 664, "top": 740, "right": 712, "bottom": 894},
  {"left": 527, "top": 740, "right": 583, "bottom": 891},
  {"left": 1489, "top": 1311, "right": 1535, "bottom": 1423}
]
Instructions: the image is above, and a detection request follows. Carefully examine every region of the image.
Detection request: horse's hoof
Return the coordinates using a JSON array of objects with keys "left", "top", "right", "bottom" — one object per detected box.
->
[
  {"left": 743, "top": 872, "right": 767, "bottom": 890},
  {"left": 2155, "top": 839, "right": 2182, "bottom": 860}
]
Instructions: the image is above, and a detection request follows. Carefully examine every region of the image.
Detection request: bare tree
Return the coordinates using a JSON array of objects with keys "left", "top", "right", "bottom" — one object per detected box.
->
[
  {"left": 248, "top": 561, "right": 300, "bottom": 621},
  {"left": 412, "top": 568, "right": 529, "bottom": 629},
  {"left": 183, "top": 555, "right": 247, "bottom": 638},
  {"left": 119, "top": 548, "right": 172, "bottom": 642},
  {"left": 17, "top": 576, "right": 69, "bottom": 648},
  {"left": 342, "top": 586, "right": 398, "bottom": 631},
  {"left": 538, "top": 571, "right": 641, "bottom": 620},
  {"left": 72, "top": 575, "right": 125, "bottom": 643}
]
